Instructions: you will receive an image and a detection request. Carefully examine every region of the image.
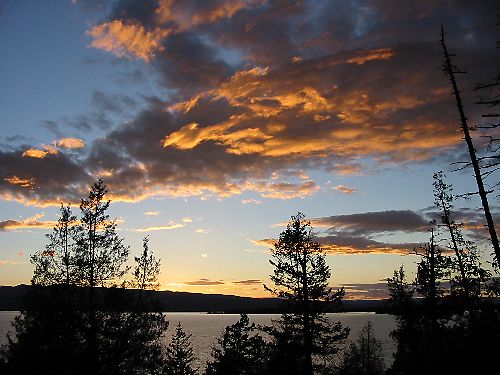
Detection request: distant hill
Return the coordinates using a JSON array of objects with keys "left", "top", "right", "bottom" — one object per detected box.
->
[{"left": 0, "top": 285, "right": 387, "bottom": 313}]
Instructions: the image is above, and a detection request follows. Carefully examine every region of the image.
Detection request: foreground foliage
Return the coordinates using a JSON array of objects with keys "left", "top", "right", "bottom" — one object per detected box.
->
[
  {"left": 0, "top": 180, "right": 169, "bottom": 375},
  {"left": 265, "top": 213, "right": 349, "bottom": 375}
]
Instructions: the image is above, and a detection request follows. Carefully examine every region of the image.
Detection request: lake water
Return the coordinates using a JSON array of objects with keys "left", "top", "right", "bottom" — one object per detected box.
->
[{"left": 0, "top": 311, "right": 396, "bottom": 369}]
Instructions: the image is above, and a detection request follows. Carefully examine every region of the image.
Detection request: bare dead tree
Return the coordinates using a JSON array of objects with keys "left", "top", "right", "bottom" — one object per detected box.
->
[
  {"left": 475, "top": 17, "right": 500, "bottom": 185},
  {"left": 440, "top": 25, "right": 500, "bottom": 266}
]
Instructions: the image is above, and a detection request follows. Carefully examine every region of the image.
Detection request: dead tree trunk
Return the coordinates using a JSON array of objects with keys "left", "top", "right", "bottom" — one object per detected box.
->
[{"left": 440, "top": 25, "right": 500, "bottom": 265}]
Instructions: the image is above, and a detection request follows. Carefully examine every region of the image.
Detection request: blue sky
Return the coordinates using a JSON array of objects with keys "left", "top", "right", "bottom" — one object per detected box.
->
[{"left": 0, "top": 0, "right": 498, "bottom": 298}]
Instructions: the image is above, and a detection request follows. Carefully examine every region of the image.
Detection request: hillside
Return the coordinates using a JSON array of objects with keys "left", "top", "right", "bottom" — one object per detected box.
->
[{"left": 0, "top": 285, "right": 387, "bottom": 313}]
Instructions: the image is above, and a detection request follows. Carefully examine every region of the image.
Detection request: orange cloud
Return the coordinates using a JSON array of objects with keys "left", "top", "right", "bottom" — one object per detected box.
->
[
  {"left": 258, "top": 180, "right": 319, "bottom": 199},
  {"left": 332, "top": 185, "right": 357, "bottom": 194},
  {"left": 333, "top": 163, "right": 364, "bottom": 176},
  {"left": 346, "top": 48, "right": 395, "bottom": 65},
  {"left": 4, "top": 176, "right": 36, "bottom": 188},
  {"left": 87, "top": 20, "right": 170, "bottom": 62},
  {"left": 22, "top": 148, "right": 49, "bottom": 159},
  {"left": 156, "top": 0, "right": 254, "bottom": 31},
  {"left": 163, "top": 52, "right": 460, "bottom": 163},
  {"left": 57, "top": 137, "right": 85, "bottom": 149},
  {"left": 250, "top": 237, "right": 397, "bottom": 257},
  {"left": 319, "top": 243, "right": 415, "bottom": 255}
]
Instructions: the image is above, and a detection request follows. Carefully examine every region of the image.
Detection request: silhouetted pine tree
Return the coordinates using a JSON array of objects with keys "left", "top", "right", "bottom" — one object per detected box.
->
[
  {"left": 0, "top": 180, "right": 169, "bottom": 375},
  {"left": 265, "top": 213, "right": 349, "bottom": 375},
  {"left": 336, "top": 322, "right": 385, "bottom": 375},
  {"left": 205, "top": 314, "right": 269, "bottom": 375},
  {"left": 163, "top": 323, "right": 197, "bottom": 375},
  {"left": 388, "top": 175, "right": 500, "bottom": 375},
  {"left": 433, "top": 172, "right": 491, "bottom": 304}
]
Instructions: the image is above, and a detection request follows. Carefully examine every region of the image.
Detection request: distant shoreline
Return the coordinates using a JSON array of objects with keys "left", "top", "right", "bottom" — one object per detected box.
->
[{"left": 0, "top": 285, "right": 388, "bottom": 313}]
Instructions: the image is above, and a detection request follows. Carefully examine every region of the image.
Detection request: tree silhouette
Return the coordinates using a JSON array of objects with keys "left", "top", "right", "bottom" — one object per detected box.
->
[
  {"left": 0, "top": 180, "right": 169, "bottom": 375},
  {"left": 440, "top": 25, "right": 500, "bottom": 266},
  {"left": 206, "top": 314, "right": 269, "bottom": 375},
  {"left": 336, "top": 322, "right": 385, "bottom": 375},
  {"left": 265, "top": 212, "right": 349, "bottom": 375},
  {"left": 31, "top": 204, "right": 78, "bottom": 287},
  {"left": 433, "top": 172, "right": 491, "bottom": 303},
  {"left": 474, "top": 17, "right": 500, "bottom": 193},
  {"left": 163, "top": 323, "right": 197, "bottom": 375},
  {"left": 414, "top": 229, "right": 450, "bottom": 333},
  {"left": 387, "top": 174, "right": 500, "bottom": 374}
]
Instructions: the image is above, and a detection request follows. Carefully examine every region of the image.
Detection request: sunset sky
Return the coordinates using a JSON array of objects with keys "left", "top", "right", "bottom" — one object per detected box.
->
[{"left": 1, "top": 0, "right": 499, "bottom": 299}]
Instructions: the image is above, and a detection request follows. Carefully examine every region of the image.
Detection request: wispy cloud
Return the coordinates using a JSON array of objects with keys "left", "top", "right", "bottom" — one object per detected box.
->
[
  {"left": 233, "top": 279, "right": 261, "bottom": 285},
  {"left": 185, "top": 278, "right": 225, "bottom": 286},
  {"left": 0, "top": 260, "right": 22, "bottom": 266},
  {"left": 132, "top": 222, "right": 184, "bottom": 232},
  {"left": 196, "top": 228, "right": 211, "bottom": 234},
  {"left": 332, "top": 185, "right": 357, "bottom": 194}
]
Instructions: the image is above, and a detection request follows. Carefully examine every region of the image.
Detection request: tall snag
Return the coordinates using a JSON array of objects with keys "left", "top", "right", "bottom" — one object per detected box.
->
[{"left": 440, "top": 26, "right": 500, "bottom": 265}]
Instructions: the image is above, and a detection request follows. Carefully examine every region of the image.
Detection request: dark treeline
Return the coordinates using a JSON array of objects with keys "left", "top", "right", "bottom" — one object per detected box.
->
[
  {"left": 0, "top": 182, "right": 357, "bottom": 375},
  {"left": 0, "top": 177, "right": 498, "bottom": 374}
]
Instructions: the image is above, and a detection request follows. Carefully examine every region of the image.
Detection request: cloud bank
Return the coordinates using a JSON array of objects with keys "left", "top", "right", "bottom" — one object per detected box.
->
[{"left": 1, "top": 0, "right": 499, "bottom": 206}]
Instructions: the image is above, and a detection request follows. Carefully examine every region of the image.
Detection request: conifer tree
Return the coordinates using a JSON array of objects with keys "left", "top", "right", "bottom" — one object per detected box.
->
[
  {"left": 433, "top": 172, "right": 490, "bottom": 302},
  {"left": 265, "top": 213, "right": 349, "bottom": 375},
  {"left": 0, "top": 180, "right": 169, "bottom": 375},
  {"left": 206, "top": 314, "right": 268, "bottom": 375},
  {"left": 337, "top": 322, "right": 385, "bottom": 375},
  {"left": 163, "top": 323, "right": 197, "bottom": 375}
]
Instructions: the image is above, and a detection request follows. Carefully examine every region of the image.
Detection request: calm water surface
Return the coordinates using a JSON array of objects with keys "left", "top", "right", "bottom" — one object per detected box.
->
[{"left": 0, "top": 311, "right": 396, "bottom": 368}]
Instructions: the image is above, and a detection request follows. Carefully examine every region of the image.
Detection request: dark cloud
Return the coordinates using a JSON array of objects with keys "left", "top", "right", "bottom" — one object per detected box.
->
[
  {"left": 91, "top": 90, "right": 139, "bottom": 114},
  {"left": 313, "top": 210, "right": 430, "bottom": 236},
  {"left": 421, "top": 205, "right": 500, "bottom": 245},
  {"left": 253, "top": 232, "right": 423, "bottom": 256},
  {"left": 317, "top": 234, "right": 422, "bottom": 255},
  {"left": 0, "top": 149, "right": 91, "bottom": 206},
  {"left": 0, "top": 217, "right": 56, "bottom": 231},
  {"left": 155, "top": 32, "right": 234, "bottom": 97},
  {"left": 41, "top": 120, "right": 63, "bottom": 137},
  {"left": 233, "top": 279, "right": 262, "bottom": 285},
  {"left": 185, "top": 278, "right": 225, "bottom": 286},
  {"left": 109, "top": 0, "right": 158, "bottom": 27},
  {"left": 5, "top": 135, "right": 28, "bottom": 143}
]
